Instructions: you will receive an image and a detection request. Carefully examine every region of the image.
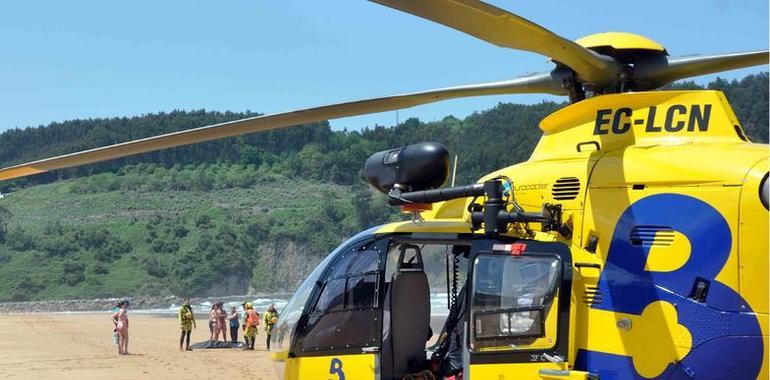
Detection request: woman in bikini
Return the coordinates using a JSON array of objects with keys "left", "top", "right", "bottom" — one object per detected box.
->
[
  {"left": 209, "top": 303, "right": 221, "bottom": 341},
  {"left": 217, "top": 302, "right": 228, "bottom": 342},
  {"left": 110, "top": 299, "right": 130, "bottom": 355}
]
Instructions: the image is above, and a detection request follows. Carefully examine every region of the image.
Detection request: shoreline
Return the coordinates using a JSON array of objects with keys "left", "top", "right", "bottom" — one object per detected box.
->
[
  {"left": 0, "top": 293, "right": 293, "bottom": 313},
  {"left": 0, "top": 290, "right": 452, "bottom": 314}
]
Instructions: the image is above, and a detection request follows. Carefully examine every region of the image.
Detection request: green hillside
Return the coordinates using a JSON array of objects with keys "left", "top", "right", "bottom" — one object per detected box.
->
[
  {"left": 0, "top": 174, "right": 395, "bottom": 300},
  {"left": 0, "top": 73, "right": 766, "bottom": 301}
]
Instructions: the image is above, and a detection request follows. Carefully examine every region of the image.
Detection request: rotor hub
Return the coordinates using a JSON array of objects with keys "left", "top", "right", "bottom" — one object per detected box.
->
[
  {"left": 576, "top": 32, "right": 667, "bottom": 56},
  {"left": 571, "top": 33, "right": 669, "bottom": 95}
]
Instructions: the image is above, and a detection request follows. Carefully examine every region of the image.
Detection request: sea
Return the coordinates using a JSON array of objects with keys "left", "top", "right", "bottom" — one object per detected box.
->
[{"left": 129, "top": 292, "right": 451, "bottom": 316}]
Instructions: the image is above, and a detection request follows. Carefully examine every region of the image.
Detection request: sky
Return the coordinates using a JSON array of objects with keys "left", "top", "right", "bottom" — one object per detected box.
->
[{"left": 0, "top": 0, "right": 767, "bottom": 132}]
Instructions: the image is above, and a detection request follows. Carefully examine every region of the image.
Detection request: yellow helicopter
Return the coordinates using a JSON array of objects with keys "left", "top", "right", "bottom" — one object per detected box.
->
[{"left": 0, "top": 1, "right": 768, "bottom": 379}]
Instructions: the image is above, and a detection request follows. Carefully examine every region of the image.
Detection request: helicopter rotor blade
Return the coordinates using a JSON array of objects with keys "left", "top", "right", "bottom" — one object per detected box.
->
[
  {"left": 0, "top": 71, "right": 567, "bottom": 182},
  {"left": 370, "top": 0, "right": 620, "bottom": 85},
  {"left": 634, "top": 50, "right": 769, "bottom": 89}
]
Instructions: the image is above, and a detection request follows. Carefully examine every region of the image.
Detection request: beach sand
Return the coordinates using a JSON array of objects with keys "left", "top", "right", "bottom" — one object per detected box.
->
[{"left": 0, "top": 313, "right": 277, "bottom": 379}]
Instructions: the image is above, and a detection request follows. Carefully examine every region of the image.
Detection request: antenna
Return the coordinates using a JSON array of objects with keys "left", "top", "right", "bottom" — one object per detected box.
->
[{"left": 451, "top": 155, "right": 458, "bottom": 187}]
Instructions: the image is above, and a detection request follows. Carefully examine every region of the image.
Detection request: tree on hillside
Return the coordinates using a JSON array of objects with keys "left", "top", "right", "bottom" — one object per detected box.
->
[{"left": 0, "top": 205, "right": 10, "bottom": 243}]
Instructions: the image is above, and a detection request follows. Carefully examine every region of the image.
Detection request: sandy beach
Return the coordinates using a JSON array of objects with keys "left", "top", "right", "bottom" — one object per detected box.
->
[{"left": 0, "top": 313, "right": 277, "bottom": 379}]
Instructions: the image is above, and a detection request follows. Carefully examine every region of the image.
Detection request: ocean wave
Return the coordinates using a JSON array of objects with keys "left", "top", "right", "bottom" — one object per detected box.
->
[{"left": 127, "top": 292, "right": 449, "bottom": 317}]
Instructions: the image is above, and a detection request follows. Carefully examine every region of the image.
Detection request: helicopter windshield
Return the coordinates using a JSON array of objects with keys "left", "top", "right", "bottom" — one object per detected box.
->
[
  {"left": 270, "top": 228, "right": 380, "bottom": 355},
  {"left": 270, "top": 249, "right": 334, "bottom": 353}
]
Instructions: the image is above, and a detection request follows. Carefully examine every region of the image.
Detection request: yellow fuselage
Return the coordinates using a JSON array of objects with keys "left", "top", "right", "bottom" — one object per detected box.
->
[{"left": 274, "top": 90, "right": 768, "bottom": 379}]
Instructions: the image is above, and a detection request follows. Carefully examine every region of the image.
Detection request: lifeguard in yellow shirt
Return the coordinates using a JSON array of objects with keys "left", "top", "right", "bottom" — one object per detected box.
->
[{"left": 178, "top": 297, "right": 196, "bottom": 351}]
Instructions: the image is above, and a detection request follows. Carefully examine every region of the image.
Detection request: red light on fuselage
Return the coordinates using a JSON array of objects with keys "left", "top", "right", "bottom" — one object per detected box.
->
[
  {"left": 492, "top": 243, "right": 528, "bottom": 255},
  {"left": 510, "top": 243, "right": 527, "bottom": 256}
]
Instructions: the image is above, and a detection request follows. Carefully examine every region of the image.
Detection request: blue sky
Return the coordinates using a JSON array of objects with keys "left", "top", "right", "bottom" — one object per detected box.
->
[{"left": 0, "top": 0, "right": 767, "bottom": 132}]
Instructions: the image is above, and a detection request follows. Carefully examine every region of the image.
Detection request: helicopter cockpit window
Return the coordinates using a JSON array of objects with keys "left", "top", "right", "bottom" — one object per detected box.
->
[
  {"left": 312, "top": 247, "right": 380, "bottom": 313},
  {"left": 470, "top": 254, "right": 560, "bottom": 352},
  {"left": 270, "top": 249, "right": 336, "bottom": 353},
  {"left": 347, "top": 274, "right": 378, "bottom": 309},
  {"left": 314, "top": 278, "right": 346, "bottom": 312},
  {"left": 298, "top": 242, "right": 383, "bottom": 352},
  {"left": 325, "top": 245, "right": 380, "bottom": 279},
  {"left": 313, "top": 273, "right": 379, "bottom": 313}
]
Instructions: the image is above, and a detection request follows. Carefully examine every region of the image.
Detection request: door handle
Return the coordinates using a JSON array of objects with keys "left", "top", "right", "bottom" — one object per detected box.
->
[
  {"left": 574, "top": 262, "right": 601, "bottom": 269},
  {"left": 539, "top": 369, "right": 571, "bottom": 377},
  {"left": 540, "top": 353, "right": 565, "bottom": 364},
  {"left": 539, "top": 368, "right": 594, "bottom": 379}
]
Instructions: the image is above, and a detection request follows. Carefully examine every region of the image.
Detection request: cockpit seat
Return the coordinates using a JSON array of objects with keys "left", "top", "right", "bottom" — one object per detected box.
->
[{"left": 382, "top": 244, "right": 431, "bottom": 380}]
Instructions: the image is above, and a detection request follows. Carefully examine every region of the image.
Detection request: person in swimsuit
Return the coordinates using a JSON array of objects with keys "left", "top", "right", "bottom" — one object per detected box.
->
[
  {"left": 178, "top": 297, "right": 196, "bottom": 351},
  {"left": 209, "top": 303, "right": 221, "bottom": 341},
  {"left": 217, "top": 302, "right": 228, "bottom": 342},
  {"left": 110, "top": 299, "right": 130, "bottom": 355}
]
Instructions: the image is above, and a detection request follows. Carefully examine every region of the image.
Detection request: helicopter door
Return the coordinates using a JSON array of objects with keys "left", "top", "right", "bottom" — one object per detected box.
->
[
  {"left": 466, "top": 242, "right": 578, "bottom": 379},
  {"left": 288, "top": 238, "right": 386, "bottom": 380}
]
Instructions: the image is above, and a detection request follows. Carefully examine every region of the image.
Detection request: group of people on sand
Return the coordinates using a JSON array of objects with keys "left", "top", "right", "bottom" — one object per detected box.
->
[
  {"left": 177, "top": 297, "right": 279, "bottom": 352},
  {"left": 109, "top": 297, "right": 279, "bottom": 355},
  {"left": 208, "top": 301, "right": 237, "bottom": 342}
]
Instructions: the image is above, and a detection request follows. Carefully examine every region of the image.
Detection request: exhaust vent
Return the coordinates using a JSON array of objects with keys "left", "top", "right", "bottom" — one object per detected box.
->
[
  {"left": 630, "top": 225, "right": 674, "bottom": 247},
  {"left": 552, "top": 177, "right": 581, "bottom": 200},
  {"left": 582, "top": 285, "right": 603, "bottom": 306}
]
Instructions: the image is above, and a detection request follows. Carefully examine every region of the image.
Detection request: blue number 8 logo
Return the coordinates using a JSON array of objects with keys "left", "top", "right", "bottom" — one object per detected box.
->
[
  {"left": 329, "top": 357, "right": 345, "bottom": 380},
  {"left": 576, "top": 194, "right": 763, "bottom": 379}
]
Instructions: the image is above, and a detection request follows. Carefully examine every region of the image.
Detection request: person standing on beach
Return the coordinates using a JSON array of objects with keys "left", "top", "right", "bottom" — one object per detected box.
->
[
  {"left": 110, "top": 299, "right": 130, "bottom": 355},
  {"left": 241, "top": 303, "right": 249, "bottom": 347},
  {"left": 217, "top": 302, "right": 228, "bottom": 342},
  {"left": 178, "top": 298, "right": 196, "bottom": 351},
  {"left": 209, "top": 303, "right": 221, "bottom": 341},
  {"left": 227, "top": 306, "right": 240, "bottom": 344},
  {"left": 264, "top": 304, "right": 279, "bottom": 351},
  {"left": 243, "top": 303, "right": 259, "bottom": 350}
]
